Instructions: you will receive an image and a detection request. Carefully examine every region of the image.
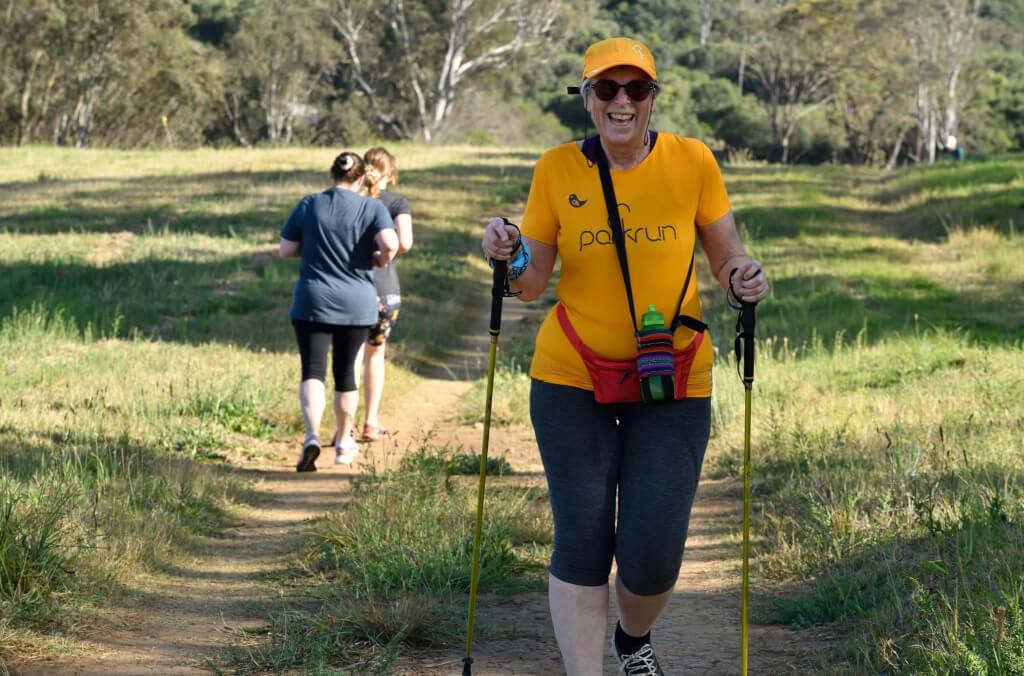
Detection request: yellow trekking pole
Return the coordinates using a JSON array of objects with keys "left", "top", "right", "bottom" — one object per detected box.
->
[
  {"left": 464, "top": 221, "right": 517, "bottom": 675},
  {"left": 730, "top": 269, "right": 758, "bottom": 676}
]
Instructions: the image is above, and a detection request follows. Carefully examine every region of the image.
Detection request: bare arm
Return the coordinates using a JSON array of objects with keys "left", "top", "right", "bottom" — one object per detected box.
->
[
  {"left": 394, "top": 213, "right": 413, "bottom": 253},
  {"left": 279, "top": 238, "right": 301, "bottom": 259},
  {"left": 374, "top": 228, "right": 400, "bottom": 267},
  {"left": 481, "top": 217, "right": 557, "bottom": 302},
  {"left": 697, "top": 210, "right": 769, "bottom": 302}
]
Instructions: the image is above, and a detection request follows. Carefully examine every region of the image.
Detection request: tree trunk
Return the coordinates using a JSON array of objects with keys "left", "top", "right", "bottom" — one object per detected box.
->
[
  {"left": 943, "top": 62, "right": 960, "bottom": 141},
  {"left": 699, "top": 0, "right": 713, "bottom": 46},
  {"left": 780, "top": 126, "right": 793, "bottom": 164},
  {"left": 940, "top": 0, "right": 980, "bottom": 143},
  {"left": 55, "top": 113, "right": 70, "bottom": 145},
  {"left": 738, "top": 32, "right": 747, "bottom": 95},
  {"left": 29, "top": 68, "right": 61, "bottom": 144},
  {"left": 885, "top": 127, "right": 908, "bottom": 170},
  {"left": 915, "top": 83, "right": 930, "bottom": 164},
  {"left": 266, "top": 80, "right": 278, "bottom": 141},
  {"left": 225, "top": 92, "right": 251, "bottom": 148},
  {"left": 75, "top": 93, "right": 95, "bottom": 148},
  {"left": 927, "top": 111, "right": 938, "bottom": 164},
  {"left": 17, "top": 80, "right": 33, "bottom": 145},
  {"left": 16, "top": 51, "right": 43, "bottom": 145}
]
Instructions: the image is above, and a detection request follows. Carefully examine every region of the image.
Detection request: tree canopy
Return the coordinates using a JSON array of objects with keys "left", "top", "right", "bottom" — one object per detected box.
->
[{"left": 0, "top": 0, "right": 1021, "bottom": 163}]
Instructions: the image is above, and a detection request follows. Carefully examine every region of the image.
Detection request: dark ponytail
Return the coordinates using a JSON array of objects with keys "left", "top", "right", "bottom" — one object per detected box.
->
[{"left": 330, "top": 152, "right": 366, "bottom": 183}]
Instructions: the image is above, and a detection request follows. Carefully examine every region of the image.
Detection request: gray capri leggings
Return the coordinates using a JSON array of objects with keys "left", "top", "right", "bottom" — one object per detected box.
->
[{"left": 530, "top": 379, "right": 711, "bottom": 596}]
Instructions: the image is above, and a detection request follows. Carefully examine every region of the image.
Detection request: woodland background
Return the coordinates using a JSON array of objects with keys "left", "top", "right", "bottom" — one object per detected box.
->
[{"left": 2, "top": 0, "right": 1023, "bottom": 165}]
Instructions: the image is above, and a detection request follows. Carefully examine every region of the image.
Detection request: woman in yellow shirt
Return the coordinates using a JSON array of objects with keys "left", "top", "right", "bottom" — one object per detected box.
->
[{"left": 482, "top": 38, "right": 769, "bottom": 674}]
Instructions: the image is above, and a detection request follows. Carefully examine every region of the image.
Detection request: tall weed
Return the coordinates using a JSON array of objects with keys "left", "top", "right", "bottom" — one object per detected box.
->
[
  {"left": 0, "top": 486, "right": 77, "bottom": 622},
  {"left": 0, "top": 434, "right": 248, "bottom": 632}
]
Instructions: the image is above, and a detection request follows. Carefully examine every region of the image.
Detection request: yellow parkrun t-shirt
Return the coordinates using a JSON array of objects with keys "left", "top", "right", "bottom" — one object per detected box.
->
[{"left": 521, "top": 133, "right": 731, "bottom": 398}]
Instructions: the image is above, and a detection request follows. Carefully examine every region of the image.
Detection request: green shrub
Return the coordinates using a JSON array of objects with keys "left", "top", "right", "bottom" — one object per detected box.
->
[{"left": 0, "top": 486, "right": 77, "bottom": 623}]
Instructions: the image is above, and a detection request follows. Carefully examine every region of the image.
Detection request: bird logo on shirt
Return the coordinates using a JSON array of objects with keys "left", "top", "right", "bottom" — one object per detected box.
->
[{"left": 568, "top": 194, "right": 588, "bottom": 208}]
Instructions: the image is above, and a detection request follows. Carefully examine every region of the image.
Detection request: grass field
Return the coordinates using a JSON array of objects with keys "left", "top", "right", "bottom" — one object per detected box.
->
[
  {"left": 0, "top": 144, "right": 535, "bottom": 668},
  {"left": 1, "top": 145, "right": 1023, "bottom": 673}
]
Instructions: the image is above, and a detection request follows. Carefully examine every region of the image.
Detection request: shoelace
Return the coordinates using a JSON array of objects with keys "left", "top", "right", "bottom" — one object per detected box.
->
[{"left": 620, "top": 644, "right": 661, "bottom": 675}]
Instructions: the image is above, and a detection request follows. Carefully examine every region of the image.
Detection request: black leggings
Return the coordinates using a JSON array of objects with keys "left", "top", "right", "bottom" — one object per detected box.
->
[
  {"left": 292, "top": 320, "right": 369, "bottom": 392},
  {"left": 530, "top": 379, "right": 711, "bottom": 596}
]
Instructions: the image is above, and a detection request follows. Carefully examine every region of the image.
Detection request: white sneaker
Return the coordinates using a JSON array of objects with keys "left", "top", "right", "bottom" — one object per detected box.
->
[
  {"left": 334, "top": 435, "right": 360, "bottom": 465},
  {"left": 612, "top": 636, "right": 664, "bottom": 676}
]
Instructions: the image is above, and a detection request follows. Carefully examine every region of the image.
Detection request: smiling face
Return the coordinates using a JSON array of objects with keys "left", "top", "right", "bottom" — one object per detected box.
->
[{"left": 586, "top": 65, "right": 655, "bottom": 152}]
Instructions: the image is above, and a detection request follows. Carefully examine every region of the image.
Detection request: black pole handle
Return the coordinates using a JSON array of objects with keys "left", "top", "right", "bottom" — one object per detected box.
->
[
  {"left": 740, "top": 300, "right": 756, "bottom": 383},
  {"left": 729, "top": 267, "right": 759, "bottom": 386},
  {"left": 490, "top": 259, "right": 507, "bottom": 335}
]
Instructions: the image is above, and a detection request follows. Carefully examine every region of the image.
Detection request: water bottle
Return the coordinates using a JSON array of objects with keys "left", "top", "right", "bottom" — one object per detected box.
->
[{"left": 638, "top": 304, "right": 674, "bottom": 402}]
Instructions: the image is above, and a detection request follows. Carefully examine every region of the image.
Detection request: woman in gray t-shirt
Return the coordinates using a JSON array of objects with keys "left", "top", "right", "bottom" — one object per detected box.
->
[
  {"left": 279, "top": 152, "right": 398, "bottom": 472},
  {"left": 354, "top": 146, "right": 414, "bottom": 442}
]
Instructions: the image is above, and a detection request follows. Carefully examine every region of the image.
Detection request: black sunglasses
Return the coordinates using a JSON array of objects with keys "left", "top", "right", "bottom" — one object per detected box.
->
[{"left": 590, "top": 79, "right": 658, "bottom": 102}]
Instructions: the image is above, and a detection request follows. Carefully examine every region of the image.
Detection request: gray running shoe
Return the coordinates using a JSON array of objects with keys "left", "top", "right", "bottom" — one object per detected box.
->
[
  {"left": 614, "top": 642, "right": 665, "bottom": 675},
  {"left": 296, "top": 438, "right": 320, "bottom": 472}
]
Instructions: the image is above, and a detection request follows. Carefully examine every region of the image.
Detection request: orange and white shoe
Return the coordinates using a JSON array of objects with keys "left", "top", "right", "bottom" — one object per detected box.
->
[
  {"left": 359, "top": 423, "right": 388, "bottom": 442},
  {"left": 334, "top": 433, "right": 360, "bottom": 465}
]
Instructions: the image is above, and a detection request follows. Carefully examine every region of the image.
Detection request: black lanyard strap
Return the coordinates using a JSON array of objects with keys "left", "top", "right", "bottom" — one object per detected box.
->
[
  {"left": 595, "top": 142, "right": 640, "bottom": 332},
  {"left": 594, "top": 139, "right": 705, "bottom": 336}
]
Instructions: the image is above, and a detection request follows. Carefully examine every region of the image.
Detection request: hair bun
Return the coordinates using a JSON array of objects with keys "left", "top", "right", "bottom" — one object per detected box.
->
[{"left": 339, "top": 155, "right": 354, "bottom": 171}]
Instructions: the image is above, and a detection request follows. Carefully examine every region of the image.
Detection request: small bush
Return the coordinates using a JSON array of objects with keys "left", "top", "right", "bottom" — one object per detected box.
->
[
  {"left": 398, "top": 446, "right": 512, "bottom": 477},
  {"left": 455, "top": 364, "right": 531, "bottom": 427},
  {"left": 0, "top": 486, "right": 77, "bottom": 623},
  {"left": 178, "top": 380, "right": 275, "bottom": 438}
]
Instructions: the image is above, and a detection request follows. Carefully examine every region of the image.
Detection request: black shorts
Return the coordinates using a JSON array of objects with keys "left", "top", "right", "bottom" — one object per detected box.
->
[
  {"left": 367, "top": 295, "right": 401, "bottom": 347},
  {"left": 292, "top": 319, "right": 369, "bottom": 392},
  {"left": 530, "top": 379, "right": 711, "bottom": 595}
]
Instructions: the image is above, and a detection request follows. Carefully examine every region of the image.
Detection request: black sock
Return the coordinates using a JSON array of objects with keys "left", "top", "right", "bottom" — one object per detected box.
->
[{"left": 615, "top": 621, "right": 651, "bottom": 655}]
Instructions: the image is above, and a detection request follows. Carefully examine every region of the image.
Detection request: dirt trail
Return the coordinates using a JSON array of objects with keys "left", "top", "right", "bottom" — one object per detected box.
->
[
  {"left": 11, "top": 283, "right": 834, "bottom": 675},
  {"left": 13, "top": 463, "right": 355, "bottom": 675},
  {"left": 13, "top": 371, "right": 475, "bottom": 676}
]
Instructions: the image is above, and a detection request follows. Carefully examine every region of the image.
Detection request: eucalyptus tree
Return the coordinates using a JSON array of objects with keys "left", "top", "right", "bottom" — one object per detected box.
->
[
  {"left": 906, "top": 0, "right": 983, "bottom": 163},
  {"left": 742, "top": 0, "right": 842, "bottom": 163},
  {"left": 326, "top": 0, "right": 569, "bottom": 141},
  {"left": 825, "top": 0, "right": 917, "bottom": 166},
  {"left": 0, "top": 0, "right": 62, "bottom": 144},
  {"left": 1, "top": 0, "right": 218, "bottom": 147},
  {"left": 226, "top": 0, "right": 332, "bottom": 144}
]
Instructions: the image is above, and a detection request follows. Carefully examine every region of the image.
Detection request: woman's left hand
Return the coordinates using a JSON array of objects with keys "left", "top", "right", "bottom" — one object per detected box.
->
[{"left": 732, "top": 260, "right": 769, "bottom": 303}]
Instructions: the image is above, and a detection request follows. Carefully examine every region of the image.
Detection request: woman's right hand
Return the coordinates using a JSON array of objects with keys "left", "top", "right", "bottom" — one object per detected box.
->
[{"left": 481, "top": 217, "right": 520, "bottom": 261}]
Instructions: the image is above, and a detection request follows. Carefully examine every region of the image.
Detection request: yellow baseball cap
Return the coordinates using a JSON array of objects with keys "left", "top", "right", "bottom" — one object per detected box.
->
[{"left": 581, "top": 37, "right": 657, "bottom": 81}]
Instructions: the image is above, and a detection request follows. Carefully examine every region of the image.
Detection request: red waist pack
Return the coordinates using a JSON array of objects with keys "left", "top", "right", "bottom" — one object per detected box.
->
[{"left": 556, "top": 304, "right": 704, "bottom": 404}]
